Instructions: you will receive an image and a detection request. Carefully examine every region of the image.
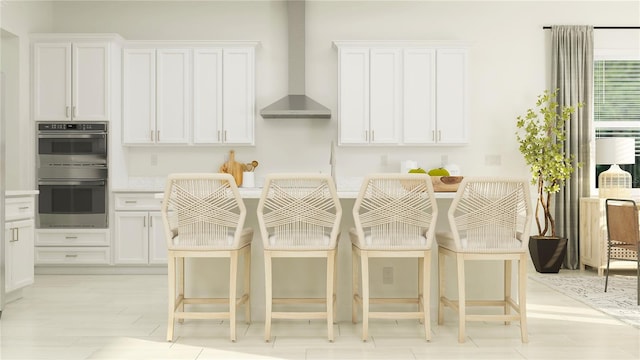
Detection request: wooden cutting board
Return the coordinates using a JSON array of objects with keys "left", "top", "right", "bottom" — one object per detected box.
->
[
  {"left": 431, "top": 176, "right": 463, "bottom": 192},
  {"left": 220, "top": 150, "right": 243, "bottom": 186}
]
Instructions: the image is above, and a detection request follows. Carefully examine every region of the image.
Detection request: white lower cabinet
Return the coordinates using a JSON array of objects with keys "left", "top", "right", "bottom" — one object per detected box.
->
[
  {"left": 114, "top": 211, "right": 166, "bottom": 264},
  {"left": 35, "top": 229, "right": 111, "bottom": 265},
  {"left": 5, "top": 219, "right": 35, "bottom": 292},
  {"left": 113, "top": 192, "right": 167, "bottom": 265},
  {"left": 5, "top": 195, "right": 36, "bottom": 293}
]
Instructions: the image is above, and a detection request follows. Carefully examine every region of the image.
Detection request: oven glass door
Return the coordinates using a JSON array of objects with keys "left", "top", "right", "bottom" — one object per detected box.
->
[
  {"left": 38, "top": 179, "right": 108, "bottom": 228},
  {"left": 38, "top": 133, "right": 107, "bottom": 156}
]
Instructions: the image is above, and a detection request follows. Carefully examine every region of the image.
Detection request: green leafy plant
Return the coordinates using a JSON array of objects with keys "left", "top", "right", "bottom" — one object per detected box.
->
[{"left": 515, "top": 89, "right": 582, "bottom": 237}]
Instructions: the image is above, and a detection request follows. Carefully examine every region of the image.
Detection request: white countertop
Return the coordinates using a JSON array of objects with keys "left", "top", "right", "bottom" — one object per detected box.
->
[
  {"left": 6, "top": 190, "right": 39, "bottom": 197},
  {"left": 117, "top": 177, "right": 455, "bottom": 199}
]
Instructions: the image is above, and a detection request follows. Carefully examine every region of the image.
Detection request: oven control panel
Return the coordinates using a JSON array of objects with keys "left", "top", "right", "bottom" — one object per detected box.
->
[{"left": 38, "top": 123, "right": 107, "bottom": 131}]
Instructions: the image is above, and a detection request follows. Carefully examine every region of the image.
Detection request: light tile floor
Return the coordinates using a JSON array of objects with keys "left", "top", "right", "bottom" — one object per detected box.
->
[{"left": 1, "top": 272, "right": 639, "bottom": 360}]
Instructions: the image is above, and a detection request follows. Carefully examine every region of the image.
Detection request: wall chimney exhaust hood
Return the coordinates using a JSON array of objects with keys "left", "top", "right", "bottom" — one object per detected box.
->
[{"left": 260, "top": 0, "right": 331, "bottom": 119}]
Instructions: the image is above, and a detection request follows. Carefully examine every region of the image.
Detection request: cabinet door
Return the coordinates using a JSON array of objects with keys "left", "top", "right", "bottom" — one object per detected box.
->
[
  {"left": 193, "top": 48, "right": 223, "bottom": 144},
  {"left": 338, "top": 47, "right": 370, "bottom": 145},
  {"left": 33, "top": 43, "right": 71, "bottom": 121},
  {"left": 222, "top": 48, "right": 255, "bottom": 144},
  {"left": 156, "top": 49, "right": 190, "bottom": 144},
  {"left": 5, "top": 219, "right": 35, "bottom": 292},
  {"left": 73, "top": 43, "right": 109, "bottom": 121},
  {"left": 123, "top": 48, "right": 156, "bottom": 144},
  {"left": 403, "top": 48, "right": 436, "bottom": 144},
  {"left": 114, "top": 212, "right": 148, "bottom": 264},
  {"left": 436, "top": 49, "right": 468, "bottom": 144},
  {"left": 148, "top": 211, "right": 168, "bottom": 264},
  {"left": 369, "top": 48, "right": 401, "bottom": 144}
]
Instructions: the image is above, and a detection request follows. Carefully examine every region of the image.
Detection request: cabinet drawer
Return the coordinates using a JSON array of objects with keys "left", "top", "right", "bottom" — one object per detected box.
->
[
  {"left": 114, "top": 193, "right": 163, "bottom": 211},
  {"left": 36, "top": 229, "right": 110, "bottom": 246},
  {"left": 35, "top": 247, "right": 111, "bottom": 265},
  {"left": 5, "top": 197, "right": 35, "bottom": 221}
]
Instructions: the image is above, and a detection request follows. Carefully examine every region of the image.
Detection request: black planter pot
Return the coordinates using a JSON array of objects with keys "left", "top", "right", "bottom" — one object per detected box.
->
[{"left": 528, "top": 236, "right": 568, "bottom": 273}]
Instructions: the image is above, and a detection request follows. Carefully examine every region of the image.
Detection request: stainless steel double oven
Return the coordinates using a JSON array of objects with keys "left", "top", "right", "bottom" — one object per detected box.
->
[{"left": 37, "top": 122, "right": 108, "bottom": 228}]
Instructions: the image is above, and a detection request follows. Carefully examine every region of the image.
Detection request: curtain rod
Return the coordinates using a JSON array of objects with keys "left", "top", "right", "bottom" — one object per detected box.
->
[{"left": 543, "top": 26, "right": 640, "bottom": 29}]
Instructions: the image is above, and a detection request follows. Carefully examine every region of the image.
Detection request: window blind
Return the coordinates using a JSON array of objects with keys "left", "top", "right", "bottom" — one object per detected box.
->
[{"left": 594, "top": 60, "right": 640, "bottom": 122}]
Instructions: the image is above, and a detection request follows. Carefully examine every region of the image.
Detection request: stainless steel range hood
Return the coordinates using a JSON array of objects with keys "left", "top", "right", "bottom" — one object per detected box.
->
[{"left": 260, "top": 0, "right": 331, "bottom": 119}]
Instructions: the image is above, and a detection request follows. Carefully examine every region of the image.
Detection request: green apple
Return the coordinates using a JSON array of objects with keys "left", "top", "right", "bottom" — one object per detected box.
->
[
  {"left": 427, "top": 167, "right": 450, "bottom": 176},
  {"left": 408, "top": 168, "right": 427, "bottom": 174}
]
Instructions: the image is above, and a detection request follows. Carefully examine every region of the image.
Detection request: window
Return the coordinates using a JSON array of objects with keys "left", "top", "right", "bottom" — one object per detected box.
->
[{"left": 593, "top": 59, "right": 640, "bottom": 189}]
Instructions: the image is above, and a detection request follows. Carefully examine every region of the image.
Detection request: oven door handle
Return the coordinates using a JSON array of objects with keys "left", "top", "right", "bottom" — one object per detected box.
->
[
  {"left": 39, "top": 180, "right": 106, "bottom": 186},
  {"left": 38, "top": 134, "right": 106, "bottom": 139}
]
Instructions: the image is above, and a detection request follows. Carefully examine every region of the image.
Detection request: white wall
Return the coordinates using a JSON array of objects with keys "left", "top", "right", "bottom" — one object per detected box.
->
[
  {"left": 1, "top": 0, "right": 53, "bottom": 190},
  {"left": 43, "top": 0, "right": 640, "bottom": 186}
]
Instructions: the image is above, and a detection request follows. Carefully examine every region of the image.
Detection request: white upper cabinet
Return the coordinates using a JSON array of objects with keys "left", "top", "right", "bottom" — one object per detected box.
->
[
  {"left": 403, "top": 48, "right": 436, "bottom": 144},
  {"left": 122, "top": 48, "right": 156, "bottom": 144},
  {"left": 338, "top": 47, "right": 370, "bottom": 144},
  {"left": 33, "top": 41, "right": 110, "bottom": 121},
  {"left": 222, "top": 48, "right": 255, "bottom": 145},
  {"left": 156, "top": 49, "right": 190, "bottom": 144},
  {"left": 370, "top": 48, "right": 401, "bottom": 144},
  {"left": 193, "top": 48, "right": 223, "bottom": 144},
  {"left": 435, "top": 49, "right": 468, "bottom": 144},
  {"left": 123, "top": 48, "right": 189, "bottom": 145},
  {"left": 123, "top": 42, "right": 257, "bottom": 146},
  {"left": 335, "top": 41, "right": 469, "bottom": 146}
]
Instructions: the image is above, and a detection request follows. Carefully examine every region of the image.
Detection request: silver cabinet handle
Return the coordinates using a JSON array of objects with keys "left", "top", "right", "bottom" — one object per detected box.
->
[
  {"left": 149, "top": 216, "right": 153, "bottom": 227},
  {"left": 125, "top": 200, "right": 138, "bottom": 204},
  {"left": 19, "top": 206, "right": 29, "bottom": 210},
  {"left": 65, "top": 254, "right": 78, "bottom": 258},
  {"left": 65, "top": 236, "right": 78, "bottom": 239},
  {"left": 143, "top": 217, "right": 146, "bottom": 227},
  {"left": 150, "top": 130, "right": 154, "bottom": 142},
  {"left": 224, "top": 131, "right": 227, "bottom": 142},
  {"left": 10, "top": 228, "right": 18, "bottom": 242},
  {"left": 432, "top": 130, "right": 435, "bottom": 141},
  {"left": 364, "top": 131, "right": 368, "bottom": 142},
  {"left": 157, "top": 131, "right": 160, "bottom": 142},
  {"left": 72, "top": 106, "right": 77, "bottom": 118},
  {"left": 371, "top": 130, "right": 375, "bottom": 142}
]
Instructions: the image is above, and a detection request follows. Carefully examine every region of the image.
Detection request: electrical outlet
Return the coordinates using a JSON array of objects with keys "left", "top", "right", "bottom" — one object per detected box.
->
[
  {"left": 381, "top": 154, "right": 389, "bottom": 166},
  {"left": 485, "top": 154, "right": 501, "bottom": 166},
  {"left": 441, "top": 154, "right": 449, "bottom": 166},
  {"left": 150, "top": 154, "right": 158, "bottom": 166},
  {"left": 382, "top": 267, "right": 394, "bottom": 285}
]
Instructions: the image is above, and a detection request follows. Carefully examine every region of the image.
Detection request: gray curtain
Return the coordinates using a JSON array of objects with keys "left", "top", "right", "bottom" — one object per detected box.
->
[{"left": 551, "top": 25, "right": 593, "bottom": 269}]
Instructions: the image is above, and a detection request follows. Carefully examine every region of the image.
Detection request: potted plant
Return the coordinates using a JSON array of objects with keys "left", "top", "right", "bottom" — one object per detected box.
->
[{"left": 515, "top": 89, "right": 582, "bottom": 273}]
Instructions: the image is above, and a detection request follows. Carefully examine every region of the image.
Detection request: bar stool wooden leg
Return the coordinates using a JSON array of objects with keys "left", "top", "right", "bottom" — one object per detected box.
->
[
  {"left": 361, "top": 250, "right": 370, "bottom": 342},
  {"left": 504, "top": 259, "right": 512, "bottom": 325},
  {"left": 457, "top": 254, "right": 466, "bottom": 343},
  {"left": 244, "top": 247, "right": 251, "bottom": 324},
  {"left": 229, "top": 251, "right": 238, "bottom": 342},
  {"left": 352, "top": 245, "right": 359, "bottom": 324},
  {"left": 422, "top": 251, "right": 432, "bottom": 341},
  {"left": 167, "top": 254, "right": 176, "bottom": 342},
  {"left": 264, "top": 251, "right": 273, "bottom": 342},
  {"left": 519, "top": 254, "right": 529, "bottom": 343},
  {"left": 438, "top": 250, "right": 445, "bottom": 325},
  {"left": 327, "top": 249, "right": 335, "bottom": 342}
]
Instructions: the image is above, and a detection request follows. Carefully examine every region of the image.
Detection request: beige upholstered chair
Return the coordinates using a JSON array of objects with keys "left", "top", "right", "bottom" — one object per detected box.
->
[
  {"left": 257, "top": 173, "right": 342, "bottom": 342},
  {"left": 349, "top": 174, "right": 438, "bottom": 341},
  {"left": 436, "top": 178, "right": 532, "bottom": 343},
  {"left": 161, "top": 173, "right": 253, "bottom": 342},
  {"left": 604, "top": 198, "right": 639, "bottom": 305}
]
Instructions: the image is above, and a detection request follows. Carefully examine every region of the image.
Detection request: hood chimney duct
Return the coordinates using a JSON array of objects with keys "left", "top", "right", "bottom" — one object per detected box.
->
[{"left": 260, "top": 0, "right": 331, "bottom": 119}]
